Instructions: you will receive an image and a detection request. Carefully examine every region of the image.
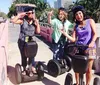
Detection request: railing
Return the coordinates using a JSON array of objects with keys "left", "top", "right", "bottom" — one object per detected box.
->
[
  {"left": 0, "top": 20, "right": 8, "bottom": 85},
  {"left": 40, "top": 22, "right": 53, "bottom": 43}
]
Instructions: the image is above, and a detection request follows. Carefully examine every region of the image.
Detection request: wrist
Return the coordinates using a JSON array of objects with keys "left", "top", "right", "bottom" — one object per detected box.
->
[
  {"left": 17, "top": 15, "right": 21, "bottom": 19},
  {"left": 92, "top": 40, "right": 95, "bottom": 43},
  {"left": 48, "top": 13, "right": 52, "bottom": 17}
]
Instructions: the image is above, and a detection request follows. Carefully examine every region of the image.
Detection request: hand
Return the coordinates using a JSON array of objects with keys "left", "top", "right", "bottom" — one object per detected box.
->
[
  {"left": 89, "top": 41, "right": 95, "bottom": 48},
  {"left": 59, "top": 29, "right": 67, "bottom": 36},
  {"left": 34, "top": 19, "right": 39, "bottom": 26},
  {"left": 48, "top": 10, "right": 54, "bottom": 16},
  {"left": 18, "top": 12, "right": 26, "bottom": 18}
]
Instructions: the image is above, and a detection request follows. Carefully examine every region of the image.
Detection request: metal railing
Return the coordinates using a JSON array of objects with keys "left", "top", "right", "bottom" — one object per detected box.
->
[{"left": 39, "top": 22, "right": 53, "bottom": 43}]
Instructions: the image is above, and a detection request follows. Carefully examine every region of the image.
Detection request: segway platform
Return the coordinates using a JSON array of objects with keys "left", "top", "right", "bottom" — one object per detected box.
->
[
  {"left": 15, "top": 40, "right": 44, "bottom": 84},
  {"left": 15, "top": 62, "right": 44, "bottom": 84}
]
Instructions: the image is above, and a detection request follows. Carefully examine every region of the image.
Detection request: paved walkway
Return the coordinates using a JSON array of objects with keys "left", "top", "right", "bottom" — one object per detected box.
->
[{"left": 7, "top": 22, "right": 100, "bottom": 85}]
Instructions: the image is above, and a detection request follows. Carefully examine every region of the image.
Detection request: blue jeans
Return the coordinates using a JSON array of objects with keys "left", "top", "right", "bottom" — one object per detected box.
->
[{"left": 52, "top": 40, "right": 65, "bottom": 60}]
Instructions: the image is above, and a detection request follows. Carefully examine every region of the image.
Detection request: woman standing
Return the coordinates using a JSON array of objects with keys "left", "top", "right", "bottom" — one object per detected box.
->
[
  {"left": 48, "top": 7, "right": 73, "bottom": 60},
  {"left": 11, "top": 7, "right": 40, "bottom": 75},
  {"left": 60, "top": 6, "right": 97, "bottom": 85}
]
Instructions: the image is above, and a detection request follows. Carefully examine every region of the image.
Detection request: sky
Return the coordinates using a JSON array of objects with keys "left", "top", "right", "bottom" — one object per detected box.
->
[
  {"left": 0, "top": 0, "right": 12, "bottom": 14},
  {"left": 47, "top": 0, "right": 55, "bottom": 7}
]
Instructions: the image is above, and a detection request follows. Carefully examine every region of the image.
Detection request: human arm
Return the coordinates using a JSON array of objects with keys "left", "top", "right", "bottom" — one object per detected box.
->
[
  {"left": 34, "top": 19, "right": 40, "bottom": 34},
  {"left": 60, "top": 27, "right": 76, "bottom": 42},
  {"left": 89, "top": 19, "right": 97, "bottom": 47},
  {"left": 10, "top": 12, "right": 26, "bottom": 24},
  {"left": 48, "top": 10, "right": 53, "bottom": 24}
]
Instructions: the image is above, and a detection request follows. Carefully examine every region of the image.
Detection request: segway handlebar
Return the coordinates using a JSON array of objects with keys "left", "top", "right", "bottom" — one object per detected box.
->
[{"left": 67, "top": 44, "right": 88, "bottom": 48}]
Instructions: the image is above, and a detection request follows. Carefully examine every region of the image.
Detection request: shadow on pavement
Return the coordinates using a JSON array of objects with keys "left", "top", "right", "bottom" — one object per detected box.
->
[
  {"left": 42, "top": 63, "right": 56, "bottom": 77},
  {"left": 7, "top": 65, "right": 60, "bottom": 85},
  {"left": 7, "top": 65, "right": 17, "bottom": 85},
  {"left": 42, "top": 77, "right": 60, "bottom": 85}
]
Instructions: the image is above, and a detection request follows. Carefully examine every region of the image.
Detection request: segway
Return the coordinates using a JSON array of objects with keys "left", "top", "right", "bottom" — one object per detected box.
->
[
  {"left": 64, "top": 44, "right": 100, "bottom": 85},
  {"left": 47, "top": 43, "right": 72, "bottom": 77},
  {"left": 15, "top": 37, "right": 44, "bottom": 84}
]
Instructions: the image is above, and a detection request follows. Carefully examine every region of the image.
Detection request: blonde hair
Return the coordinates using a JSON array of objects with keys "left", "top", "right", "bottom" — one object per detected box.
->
[{"left": 58, "top": 7, "right": 68, "bottom": 21}]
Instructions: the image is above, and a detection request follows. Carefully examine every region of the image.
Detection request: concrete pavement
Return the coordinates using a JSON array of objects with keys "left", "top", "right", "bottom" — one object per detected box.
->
[{"left": 7, "top": 22, "right": 100, "bottom": 85}]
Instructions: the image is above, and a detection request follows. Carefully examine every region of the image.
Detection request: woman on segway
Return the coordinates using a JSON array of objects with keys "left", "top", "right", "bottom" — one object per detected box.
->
[
  {"left": 11, "top": 7, "right": 40, "bottom": 76},
  {"left": 48, "top": 7, "right": 73, "bottom": 60},
  {"left": 60, "top": 6, "right": 97, "bottom": 85}
]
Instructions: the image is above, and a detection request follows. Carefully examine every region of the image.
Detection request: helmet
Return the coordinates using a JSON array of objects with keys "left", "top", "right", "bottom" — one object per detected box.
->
[{"left": 72, "top": 6, "right": 85, "bottom": 14}]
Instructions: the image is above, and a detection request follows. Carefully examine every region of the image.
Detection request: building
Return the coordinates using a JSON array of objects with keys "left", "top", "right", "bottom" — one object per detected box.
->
[
  {"left": 44, "top": 0, "right": 48, "bottom": 3},
  {"left": 54, "top": 0, "right": 73, "bottom": 9},
  {"left": 54, "top": 1, "right": 58, "bottom": 8},
  {"left": 63, "top": 0, "right": 73, "bottom": 9}
]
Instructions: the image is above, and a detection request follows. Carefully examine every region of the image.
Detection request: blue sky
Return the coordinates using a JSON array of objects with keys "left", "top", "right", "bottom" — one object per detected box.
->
[
  {"left": 47, "top": 0, "right": 55, "bottom": 7},
  {"left": 0, "top": 0, "right": 12, "bottom": 14}
]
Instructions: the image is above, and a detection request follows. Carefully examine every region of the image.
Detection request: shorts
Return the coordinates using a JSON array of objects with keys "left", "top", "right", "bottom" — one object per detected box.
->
[{"left": 85, "top": 48, "right": 96, "bottom": 59}]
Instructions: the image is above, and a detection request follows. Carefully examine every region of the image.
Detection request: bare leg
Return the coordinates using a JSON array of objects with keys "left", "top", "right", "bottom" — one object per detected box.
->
[
  {"left": 75, "top": 72, "right": 79, "bottom": 85},
  {"left": 86, "top": 59, "right": 94, "bottom": 85}
]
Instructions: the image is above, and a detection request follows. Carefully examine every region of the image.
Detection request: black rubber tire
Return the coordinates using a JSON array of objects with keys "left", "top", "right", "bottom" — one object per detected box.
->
[
  {"left": 15, "top": 64, "right": 22, "bottom": 84},
  {"left": 47, "top": 59, "right": 61, "bottom": 77},
  {"left": 64, "top": 56, "right": 72, "bottom": 72},
  {"left": 93, "top": 77, "right": 100, "bottom": 85},
  {"left": 64, "top": 73, "right": 73, "bottom": 85},
  {"left": 36, "top": 62, "right": 44, "bottom": 80}
]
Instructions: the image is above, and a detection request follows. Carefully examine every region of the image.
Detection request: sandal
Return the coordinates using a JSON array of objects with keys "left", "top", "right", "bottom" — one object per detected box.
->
[
  {"left": 29, "top": 71, "right": 34, "bottom": 77},
  {"left": 22, "top": 71, "right": 26, "bottom": 75},
  {"left": 31, "top": 66, "right": 37, "bottom": 74}
]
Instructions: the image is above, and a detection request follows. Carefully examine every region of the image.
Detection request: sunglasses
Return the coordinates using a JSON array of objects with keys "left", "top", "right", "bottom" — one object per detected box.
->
[{"left": 26, "top": 12, "right": 34, "bottom": 14}]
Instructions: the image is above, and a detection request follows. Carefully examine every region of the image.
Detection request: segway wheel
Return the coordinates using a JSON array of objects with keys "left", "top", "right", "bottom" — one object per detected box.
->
[
  {"left": 36, "top": 62, "right": 44, "bottom": 80},
  {"left": 64, "top": 73, "right": 73, "bottom": 85},
  {"left": 15, "top": 64, "right": 22, "bottom": 84},
  {"left": 64, "top": 55, "right": 72, "bottom": 72},
  {"left": 47, "top": 59, "right": 61, "bottom": 77},
  {"left": 93, "top": 77, "right": 100, "bottom": 85}
]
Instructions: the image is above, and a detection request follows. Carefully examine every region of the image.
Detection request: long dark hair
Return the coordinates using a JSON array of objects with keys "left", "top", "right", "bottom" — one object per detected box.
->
[{"left": 72, "top": 6, "right": 87, "bottom": 24}]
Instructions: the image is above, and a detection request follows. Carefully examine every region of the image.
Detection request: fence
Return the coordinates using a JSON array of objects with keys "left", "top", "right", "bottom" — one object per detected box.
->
[{"left": 0, "top": 20, "right": 8, "bottom": 85}]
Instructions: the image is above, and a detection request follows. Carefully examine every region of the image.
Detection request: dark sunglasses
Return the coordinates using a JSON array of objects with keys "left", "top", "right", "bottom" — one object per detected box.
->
[{"left": 26, "top": 12, "right": 34, "bottom": 14}]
